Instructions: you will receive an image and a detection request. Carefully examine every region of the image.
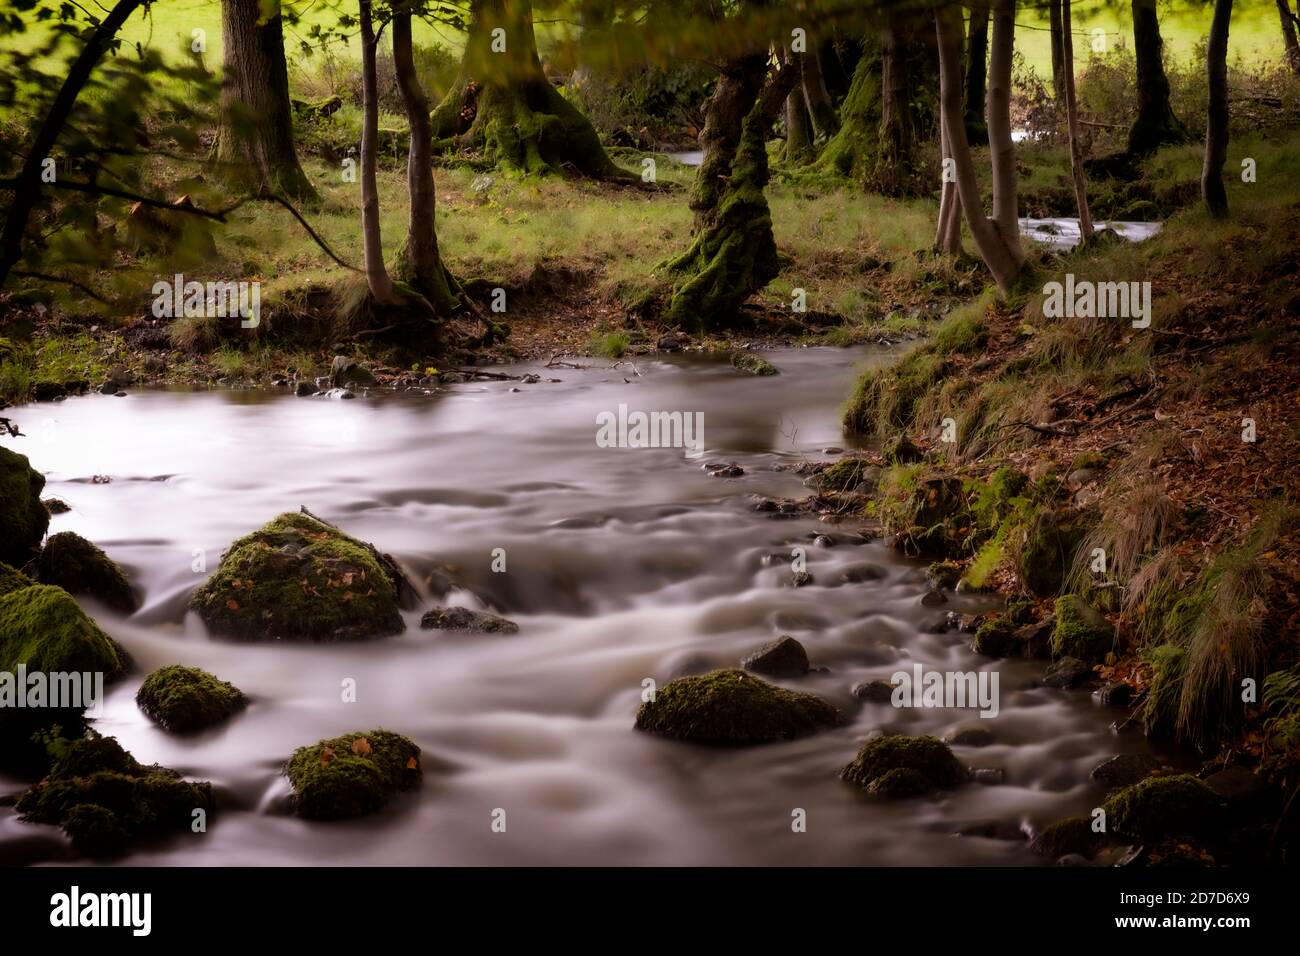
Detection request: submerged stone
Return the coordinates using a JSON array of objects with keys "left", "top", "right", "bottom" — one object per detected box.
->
[
  {"left": 731, "top": 351, "right": 779, "bottom": 376},
  {"left": 419, "top": 606, "right": 519, "bottom": 634},
  {"left": 1090, "top": 753, "right": 1159, "bottom": 790},
  {"left": 190, "top": 511, "right": 407, "bottom": 642},
  {"left": 284, "top": 729, "right": 422, "bottom": 820},
  {"left": 741, "top": 635, "right": 809, "bottom": 678},
  {"left": 635, "top": 669, "right": 839, "bottom": 745},
  {"left": 136, "top": 665, "right": 248, "bottom": 733},
  {"left": 1031, "top": 816, "right": 1105, "bottom": 859},
  {"left": 841, "top": 734, "right": 967, "bottom": 793},
  {"left": 36, "top": 532, "right": 139, "bottom": 614}
]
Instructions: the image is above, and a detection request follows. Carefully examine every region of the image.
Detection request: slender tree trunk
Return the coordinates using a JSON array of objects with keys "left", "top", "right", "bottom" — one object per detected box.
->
[
  {"left": 987, "top": 0, "right": 1023, "bottom": 265},
  {"left": 429, "top": 0, "right": 629, "bottom": 179},
  {"left": 801, "top": 43, "right": 840, "bottom": 141},
  {"left": 1276, "top": 0, "right": 1300, "bottom": 73},
  {"left": 0, "top": 0, "right": 144, "bottom": 289},
  {"left": 876, "top": 19, "right": 913, "bottom": 196},
  {"left": 1048, "top": 0, "right": 1066, "bottom": 102},
  {"left": 689, "top": 51, "right": 769, "bottom": 231},
  {"left": 964, "top": 3, "right": 990, "bottom": 145},
  {"left": 1203, "top": 0, "right": 1233, "bottom": 219},
  {"left": 935, "top": 122, "right": 963, "bottom": 254},
  {"left": 1128, "top": 0, "right": 1186, "bottom": 155},
  {"left": 1061, "top": 0, "right": 1094, "bottom": 241},
  {"left": 936, "top": 4, "right": 1021, "bottom": 296},
  {"left": 784, "top": 86, "right": 815, "bottom": 165},
  {"left": 358, "top": 0, "right": 398, "bottom": 305},
  {"left": 392, "top": 10, "right": 458, "bottom": 313},
  {"left": 216, "top": 0, "right": 318, "bottom": 202}
]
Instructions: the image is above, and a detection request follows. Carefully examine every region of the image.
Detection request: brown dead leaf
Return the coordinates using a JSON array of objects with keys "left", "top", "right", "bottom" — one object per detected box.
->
[
  {"left": 226, "top": 598, "right": 239, "bottom": 611},
  {"left": 319, "top": 747, "right": 335, "bottom": 767},
  {"left": 351, "top": 737, "right": 372, "bottom": 756},
  {"left": 406, "top": 756, "right": 418, "bottom": 770}
]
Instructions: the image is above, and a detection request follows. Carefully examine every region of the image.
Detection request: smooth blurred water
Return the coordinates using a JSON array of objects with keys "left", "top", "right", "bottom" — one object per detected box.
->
[{"left": 0, "top": 346, "right": 1160, "bottom": 865}]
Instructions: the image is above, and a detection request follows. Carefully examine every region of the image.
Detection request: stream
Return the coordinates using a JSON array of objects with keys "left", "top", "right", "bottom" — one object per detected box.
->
[{"left": 0, "top": 346, "right": 1160, "bottom": 866}]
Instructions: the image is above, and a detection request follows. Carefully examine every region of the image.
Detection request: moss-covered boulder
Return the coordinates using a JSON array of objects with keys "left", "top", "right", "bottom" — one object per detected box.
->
[
  {"left": 868, "top": 766, "right": 933, "bottom": 798},
  {"left": 840, "top": 734, "right": 968, "bottom": 793},
  {"left": 0, "top": 561, "right": 35, "bottom": 597},
  {"left": 971, "top": 616, "right": 1016, "bottom": 657},
  {"left": 813, "top": 457, "right": 880, "bottom": 493},
  {"left": 136, "top": 665, "right": 247, "bottom": 733},
  {"left": 634, "top": 669, "right": 839, "bottom": 745},
  {"left": 1051, "top": 595, "right": 1115, "bottom": 661},
  {"left": 36, "top": 531, "right": 138, "bottom": 614},
  {"left": 1031, "top": 816, "right": 1106, "bottom": 858},
  {"left": 731, "top": 351, "right": 779, "bottom": 376},
  {"left": 190, "top": 511, "right": 407, "bottom": 641},
  {"left": 0, "top": 446, "right": 49, "bottom": 568},
  {"left": 1103, "top": 774, "right": 1225, "bottom": 843},
  {"left": 0, "top": 584, "right": 126, "bottom": 676},
  {"left": 1017, "top": 512, "right": 1087, "bottom": 597},
  {"left": 15, "top": 730, "right": 213, "bottom": 858},
  {"left": 284, "top": 729, "right": 422, "bottom": 820},
  {"left": 877, "top": 469, "right": 970, "bottom": 557}
]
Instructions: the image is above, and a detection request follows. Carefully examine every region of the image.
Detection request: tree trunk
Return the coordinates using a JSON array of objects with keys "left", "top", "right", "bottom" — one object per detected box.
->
[
  {"left": 0, "top": 0, "right": 144, "bottom": 289},
  {"left": 216, "top": 0, "right": 318, "bottom": 202},
  {"left": 876, "top": 19, "right": 914, "bottom": 196},
  {"left": 801, "top": 43, "right": 840, "bottom": 141},
  {"left": 689, "top": 51, "right": 769, "bottom": 231},
  {"left": 430, "top": 0, "right": 629, "bottom": 179},
  {"left": 987, "top": 0, "right": 1023, "bottom": 265},
  {"left": 1061, "top": 0, "right": 1094, "bottom": 241},
  {"left": 934, "top": 122, "right": 964, "bottom": 254},
  {"left": 358, "top": 0, "right": 399, "bottom": 305},
  {"left": 784, "top": 86, "right": 815, "bottom": 166},
  {"left": 1128, "top": 0, "right": 1186, "bottom": 155},
  {"left": 1049, "top": 0, "right": 1066, "bottom": 102},
  {"left": 964, "top": 3, "right": 990, "bottom": 145},
  {"left": 1202, "top": 0, "right": 1233, "bottom": 219},
  {"left": 1277, "top": 0, "right": 1300, "bottom": 74},
  {"left": 816, "top": 32, "right": 883, "bottom": 180},
  {"left": 936, "top": 3, "right": 1021, "bottom": 296},
  {"left": 392, "top": 10, "right": 459, "bottom": 314}
]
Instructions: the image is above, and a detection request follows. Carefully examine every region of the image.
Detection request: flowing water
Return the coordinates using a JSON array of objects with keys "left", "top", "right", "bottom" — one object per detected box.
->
[{"left": 0, "top": 346, "right": 1160, "bottom": 866}]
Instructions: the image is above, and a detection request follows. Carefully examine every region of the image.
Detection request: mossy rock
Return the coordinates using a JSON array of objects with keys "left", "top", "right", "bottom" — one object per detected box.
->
[
  {"left": 1051, "top": 595, "right": 1115, "bottom": 662},
  {"left": 190, "top": 511, "right": 406, "bottom": 641},
  {"left": 0, "top": 561, "right": 35, "bottom": 597},
  {"left": 36, "top": 532, "right": 138, "bottom": 614},
  {"left": 0, "top": 584, "right": 126, "bottom": 676},
  {"left": 136, "top": 665, "right": 248, "bottom": 733},
  {"left": 841, "top": 734, "right": 967, "bottom": 792},
  {"left": 1030, "top": 816, "right": 1106, "bottom": 858},
  {"left": 884, "top": 434, "right": 924, "bottom": 464},
  {"left": 284, "top": 729, "right": 422, "bottom": 820},
  {"left": 971, "top": 616, "right": 1015, "bottom": 657},
  {"left": 1141, "top": 643, "right": 1186, "bottom": 739},
  {"left": 634, "top": 669, "right": 839, "bottom": 745},
  {"left": 0, "top": 446, "right": 49, "bottom": 568},
  {"left": 16, "top": 730, "right": 213, "bottom": 858},
  {"left": 731, "top": 351, "right": 779, "bottom": 376},
  {"left": 1017, "top": 513, "right": 1087, "bottom": 597},
  {"left": 880, "top": 471, "right": 969, "bottom": 558},
  {"left": 814, "top": 457, "right": 879, "bottom": 492},
  {"left": 1103, "top": 774, "right": 1225, "bottom": 843},
  {"left": 867, "top": 766, "right": 933, "bottom": 798}
]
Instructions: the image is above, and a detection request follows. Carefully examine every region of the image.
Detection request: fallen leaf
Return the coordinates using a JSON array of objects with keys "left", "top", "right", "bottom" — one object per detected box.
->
[
  {"left": 351, "top": 737, "right": 372, "bottom": 756},
  {"left": 319, "top": 747, "right": 335, "bottom": 767},
  {"left": 226, "top": 598, "right": 240, "bottom": 611},
  {"left": 406, "top": 756, "right": 418, "bottom": 770}
]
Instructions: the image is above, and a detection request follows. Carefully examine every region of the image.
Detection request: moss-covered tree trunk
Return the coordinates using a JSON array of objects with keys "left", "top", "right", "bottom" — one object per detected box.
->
[
  {"left": 1202, "top": 0, "right": 1233, "bottom": 219},
  {"left": 801, "top": 42, "right": 840, "bottom": 141},
  {"left": 815, "top": 32, "right": 882, "bottom": 179},
  {"left": 430, "top": 0, "right": 629, "bottom": 179},
  {"left": 1127, "top": 0, "right": 1186, "bottom": 155},
  {"left": 687, "top": 51, "right": 768, "bottom": 231},
  {"left": 1278, "top": 0, "right": 1300, "bottom": 74},
  {"left": 216, "top": 0, "right": 318, "bottom": 202},
  {"left": 392, "top": 9, "right": 459, "bottom": 313},
  {"left": 875, "top": 19, "right": 914, "bottom": 196},
  {"left": 964, "top": 2, "right": 989, "bottom": 145},
  {"left": 783, "top": 85, "right": 815, "bottom": 166}
]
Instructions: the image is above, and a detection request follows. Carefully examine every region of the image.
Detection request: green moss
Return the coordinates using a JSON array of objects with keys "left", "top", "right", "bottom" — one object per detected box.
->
[
  {"left": 1017, "top": 512, "right": 1087, "bottom": 597},
  {"left": 731, "top": 351, "right": 779, "bottom": 376},
  {"left": 867, "top": 766, "right": 932, "bottom": 798},
  {"left": 189, "top": 511, "right": 405, "bottom": 641},
  {"left": 16, "top": 730, "right": 213, "bottom": 858},
  {"left": 1031, "top": 816, "right": 1105, "bottom": 858},
  {"left": 1103, "top": 774, "right": 1224, "bottom": 842},
  {"left": 815, "top": 457, "right": 877, "bottom": 492},
  {"left": 875, "top": 467, "right": 969, "bottom": 558},
  {"left": 0, "top": 584, "right": 126, "bottom": 675},
  {"left": 1141, "top": 643, "right": 1187, "bottom": 739},
  {"left": 962, "top": 534, "right": 1006, "bottom": 590},
  {"left": 634, "top": 669, "right": 839, "bottom": 745},
  {"left": 1052, "top": 595, "right": 1116, "bottom": 661},
  {"left": 842, "top": 346, "right": 947, "bottom": 437},
  {"left": 932, "top": 312, "right": 989, "bottom": 356},
  {"left": 36, "top": 532, "right": 138, "bottom": 614},
  {"left": 0, "top": 446, "right": 48, "bottom": 568},
  {"left": 841, "top": 734, "right": 967, "bottom": 792},
  {"left": 136, "top": 665, "right": 248, "bottom": 733},
  {"left": 284, "top": 729, "right": 422, "bottom": 820},
  {"left": 972, "top": 616, "right": 1016, "bottom": 657},
  {"left": 0, "top": 561, "right": 35, "bottom": 597},
  {"left": 1070, "top": 451, "right": 1107, "bottom": 471}
]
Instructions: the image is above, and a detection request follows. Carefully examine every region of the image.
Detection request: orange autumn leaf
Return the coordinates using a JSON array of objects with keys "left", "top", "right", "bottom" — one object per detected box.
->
[
  {"left": 406, "top": 756, "right": 418, "bottom": 770},
  {"left": 351, "top": 737, "right": 372, "bottom": 756},
  {"left": 319, "top": 747, "right": 335, "bottom": 767},
  {"left": 226, "top": 598, "right": 239, "bottom": 611}
]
